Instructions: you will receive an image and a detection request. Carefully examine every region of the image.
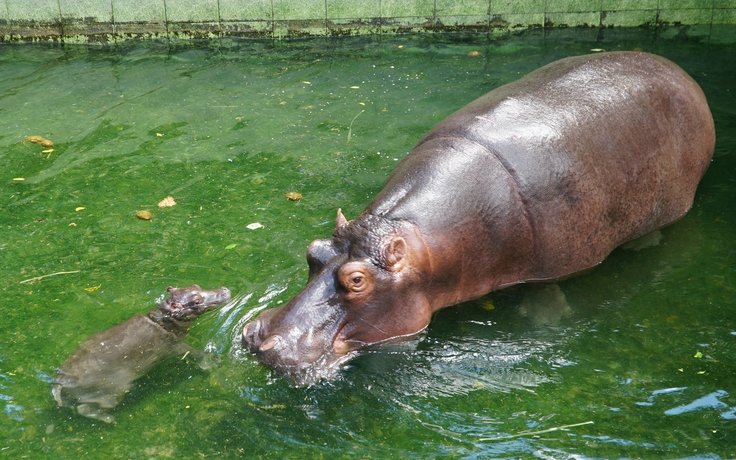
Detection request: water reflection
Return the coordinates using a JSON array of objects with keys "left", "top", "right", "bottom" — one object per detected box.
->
[{"left": 350, "top": 327, "right": 573, "bottom": 398}]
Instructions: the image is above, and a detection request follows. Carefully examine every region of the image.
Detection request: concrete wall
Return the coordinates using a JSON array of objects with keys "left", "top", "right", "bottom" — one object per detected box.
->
[{"left": 1, "top": 0, "right": 735, "bottom": 42}]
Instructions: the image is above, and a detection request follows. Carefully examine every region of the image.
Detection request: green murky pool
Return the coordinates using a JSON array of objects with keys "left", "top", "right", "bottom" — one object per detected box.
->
[{"left": 1, "top": 29, "right": 735, "bottom": 458}]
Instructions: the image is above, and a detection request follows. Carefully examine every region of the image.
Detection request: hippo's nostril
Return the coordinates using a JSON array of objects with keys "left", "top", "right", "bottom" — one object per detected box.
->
[
  {"left": 241, "top": 320, "right": 262, "bottom": 350},
  {"left": 260, "top": 335, "right": 283, "bottom": 353}
]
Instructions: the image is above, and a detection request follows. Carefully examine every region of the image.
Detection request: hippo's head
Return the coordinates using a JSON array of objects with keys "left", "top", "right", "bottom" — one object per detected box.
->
[
  {"left": 242, "top": 210, "right": 434, "bottom": 385},
  {"left": 160, "top": 284, "right": 232, "bottom": 320}
]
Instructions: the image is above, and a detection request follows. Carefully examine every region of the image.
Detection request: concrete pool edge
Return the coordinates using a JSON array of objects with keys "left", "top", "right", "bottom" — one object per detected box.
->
[{"left": 1, "top": 3, "right": 735, "bottom": 44}]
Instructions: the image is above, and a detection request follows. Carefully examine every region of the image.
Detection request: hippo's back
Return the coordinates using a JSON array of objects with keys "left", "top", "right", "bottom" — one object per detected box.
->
[{"left": 369, "top": 52, "right": 715, "bottom": 285}]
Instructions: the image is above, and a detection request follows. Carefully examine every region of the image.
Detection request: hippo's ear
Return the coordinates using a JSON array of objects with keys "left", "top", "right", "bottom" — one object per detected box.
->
[
  {"left": 384, "top": 237, "right": 407, "bottom": 272},
  {"left": 336, "top": 208, "right": 349, "bottom": 229}
]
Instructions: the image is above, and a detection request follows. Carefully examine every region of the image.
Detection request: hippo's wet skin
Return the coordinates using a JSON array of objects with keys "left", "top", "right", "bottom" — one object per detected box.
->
[
  {"left": 52, "top": 285, "right": 230, "bottom": 423},
  {"left": 242, "top": 52, "right": 715, "bottom": 385}
]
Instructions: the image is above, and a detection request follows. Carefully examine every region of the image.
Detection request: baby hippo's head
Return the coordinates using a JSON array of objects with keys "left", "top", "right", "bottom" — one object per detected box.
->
[{"left": 160, "top": 284, "right": 231, "bottom": 320}]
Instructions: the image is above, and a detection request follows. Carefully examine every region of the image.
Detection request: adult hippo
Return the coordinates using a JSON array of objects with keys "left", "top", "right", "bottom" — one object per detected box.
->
[{"left": 242, "top": 51, "right": 715, "bottom": 385}]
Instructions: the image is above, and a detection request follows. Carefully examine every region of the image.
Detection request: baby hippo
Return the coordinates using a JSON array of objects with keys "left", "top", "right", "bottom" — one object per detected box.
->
[{"left": 52, "top": 284, "right": 231, "bottom": 423}]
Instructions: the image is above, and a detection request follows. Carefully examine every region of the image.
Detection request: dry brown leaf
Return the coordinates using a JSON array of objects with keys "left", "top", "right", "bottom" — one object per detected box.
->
[{"left": 158, "top": 196, "right": 176, "bottom": 208}]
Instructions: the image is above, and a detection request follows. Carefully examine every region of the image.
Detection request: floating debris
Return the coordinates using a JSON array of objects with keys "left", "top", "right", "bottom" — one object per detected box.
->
[
  {"left": 136, "top": 210, "right": 153, "bottom": 221},
  {"left": 347, "top": 110, "right": 365, "bottom": 144},
  {"left": 19, "top": 270, "right": 81, "bottom": 285},
  {"left": 26, "top": 135, "right": 54, "bottom": 147},
  {"left": 246, "top": 222, "right": 264, "bottom": 230},
  {"left": 468, "top": 51, "right": 482, "bottom": 57},
  {"left": 480, "top": 421, "right": 594, "bottom": 442},
  {"left": 285, "top": 192, "right": 303, "bottom": 201},
  {"left": 158, "top": 196, "right": 176, "bottom": 208}
]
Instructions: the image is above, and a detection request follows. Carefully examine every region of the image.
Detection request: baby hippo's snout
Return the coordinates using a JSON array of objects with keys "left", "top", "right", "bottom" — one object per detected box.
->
[{"left": 162, "top": 285, "right": 231, "bottom": 317}]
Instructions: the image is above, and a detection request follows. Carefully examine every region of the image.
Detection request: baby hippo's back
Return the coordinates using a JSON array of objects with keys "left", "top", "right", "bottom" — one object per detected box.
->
[{"left": 52, "top": 285, "right": 231, "bottom": 423}]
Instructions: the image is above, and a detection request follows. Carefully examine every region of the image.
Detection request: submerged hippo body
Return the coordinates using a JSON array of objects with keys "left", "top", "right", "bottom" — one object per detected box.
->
[
  {"left": 53, "top": 285, "right": 230, "bottom": 423},
  {"left": 242, "top": 52, "right": 715, "bottom": 384}
]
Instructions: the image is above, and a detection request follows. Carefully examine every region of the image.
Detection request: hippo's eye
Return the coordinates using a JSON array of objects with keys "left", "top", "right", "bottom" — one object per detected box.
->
[
  {"left": 344, "top": 271, "right": 366, "bottom": 292},
  {"left": 338, "top": 262, "right": 372, "bottom": 296}
]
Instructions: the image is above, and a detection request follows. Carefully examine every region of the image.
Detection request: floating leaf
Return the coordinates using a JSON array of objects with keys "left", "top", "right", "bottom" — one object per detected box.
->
[
  {"left": 75, "top": 207, "right": 85, "bottom": 212},
  {"left": 225, "top": 243, "right": 237, "bottom": 250},
  {"left": 156, "top": 133, "right": 163, "bottom": 137},
  {"left": 590, "top": 48, "right": 605, "bottom": 52},
  {"left": 13, "top": 178, "right": 24, "bottom": 181},
  {"left": 26, "top": 135, "right": 54, "bottom": 147},
  {"left": 285, "top": 192, "right": 302, "bottom": 201},
  {"left": 350, "top": 86, "right": 360, "bottom": 89},
  {"left": 42, "top": 149, "right": 54, "bottom": 153},
  {"left": 694, "top": 351, "right": 703, "bottom": 359},
  {"left": 136, "top": 210, "right": 153, "bottom": 221},
  {"left": 84, "top": 285, "right": 101, "bottom": 292},
  {"left": 246, "top": 222, "right": 264, "bottom": 230},
  {"left": 302, "top": 81, "right": 311, "bottom": 85},
  {"left": 158, "top": 196, "right": 176, "bottom": 208}
]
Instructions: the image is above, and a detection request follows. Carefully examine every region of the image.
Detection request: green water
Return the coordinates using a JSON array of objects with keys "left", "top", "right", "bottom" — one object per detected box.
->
[{"left": 1, "top": 29, "right": 735, "bottom": 458}]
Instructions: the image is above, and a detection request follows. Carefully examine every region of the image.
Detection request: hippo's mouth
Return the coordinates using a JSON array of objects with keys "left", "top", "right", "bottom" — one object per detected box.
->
[
  {"left": 242, "top": 320, "right": 428, "bottom": 386},
  {"left": 241, "top": 320, "right": 357, "bottom": 386},
  {"left": 273, "top": 351, "right": 360, "bottom": 387}
]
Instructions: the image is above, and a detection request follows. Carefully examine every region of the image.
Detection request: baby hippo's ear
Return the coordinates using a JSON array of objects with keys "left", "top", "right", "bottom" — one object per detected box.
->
[{"left": 384, "top": 237, "right": 407, "bottom": 272}]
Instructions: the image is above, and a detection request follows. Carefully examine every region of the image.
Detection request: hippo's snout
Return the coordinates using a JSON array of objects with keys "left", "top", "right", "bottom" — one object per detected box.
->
[
  {"left": 241, "top": 320, "right": 263, "bottom": 353},
  {"left": 242, "top": 318, "right": 310, "bottom": 368},
  {"left": 241, "top": 309, "right": 353, "bottom": 386}
]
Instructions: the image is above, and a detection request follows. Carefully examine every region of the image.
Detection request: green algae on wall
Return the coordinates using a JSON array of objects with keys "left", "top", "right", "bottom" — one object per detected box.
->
[{"left": 1, "top": 0, "right": 735, "bottom": 42}]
